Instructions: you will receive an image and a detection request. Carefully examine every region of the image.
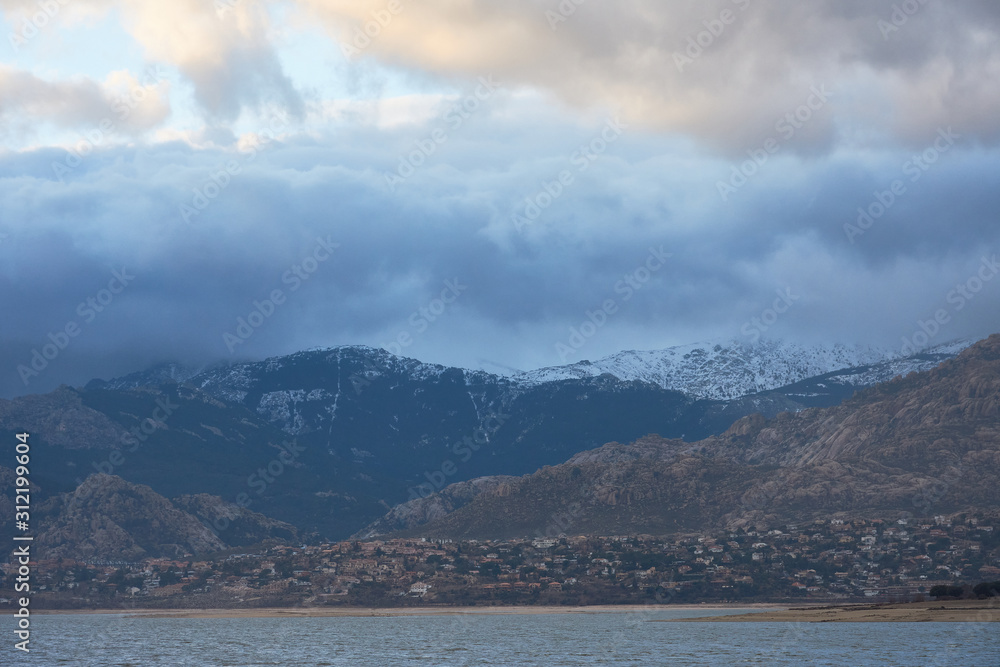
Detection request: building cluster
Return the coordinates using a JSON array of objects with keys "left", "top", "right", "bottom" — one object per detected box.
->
[{"left": 4, "top": 515, "right": 998, "bottom": 607}]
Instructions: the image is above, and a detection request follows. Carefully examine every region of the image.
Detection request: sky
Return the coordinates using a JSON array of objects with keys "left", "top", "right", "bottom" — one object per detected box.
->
[{"left": 1, "top": 0, "right": 999, "bottom": 399}]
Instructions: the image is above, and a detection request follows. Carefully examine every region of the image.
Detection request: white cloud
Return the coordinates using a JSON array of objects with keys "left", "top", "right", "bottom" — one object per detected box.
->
[
  {"left": 0, "top": 65, "right": 170, "bottom": 139},
  {"left": 296, "top": 0, "right": 1000, "bottom": 153}
]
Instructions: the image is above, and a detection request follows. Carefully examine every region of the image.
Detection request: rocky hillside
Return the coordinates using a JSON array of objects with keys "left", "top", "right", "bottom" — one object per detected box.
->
[
  {"left": 36, "top": 475, "right": 227, "bottom": 561},
  {"left": 0, "top": 338, "right": 975, "bottom": 542},
  {"left": 364, "top": 334, "right": 1000, "bottom": 539},
  {"left": 699, "top": 334, "right": 1000, "bottom": 470},
  {"left": 0, "top": 386, "right": 128, "bottom": 449},
  {"left": 353, "top": 475, "right": 518, "bottom": 539},
  {"left": 34, "top": 474, "right": 299, "bottom": 561},
  {"left": 172, "top": 494, "right": 301, "bottom": 547}
]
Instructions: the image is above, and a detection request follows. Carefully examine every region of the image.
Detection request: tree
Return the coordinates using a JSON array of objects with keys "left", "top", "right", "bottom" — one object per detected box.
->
[
  {"left": 929, "top": 584, "right": 963, "bottom": 599},
  {"left": 973, "top": 581, "right": 1000, "bottom": 599},
  {"left": 158, "top": 568, "right": 180, "bottom": 586}
]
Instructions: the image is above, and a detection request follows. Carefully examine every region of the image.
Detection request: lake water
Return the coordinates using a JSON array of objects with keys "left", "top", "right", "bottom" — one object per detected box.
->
[{"left": 2, "top": 608, "right": 996, "bottom": 665}]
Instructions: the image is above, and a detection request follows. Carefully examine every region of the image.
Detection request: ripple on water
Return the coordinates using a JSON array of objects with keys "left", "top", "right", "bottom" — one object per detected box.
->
[{"left": 0, "top": 612, "right": 996, "bottom": 666}]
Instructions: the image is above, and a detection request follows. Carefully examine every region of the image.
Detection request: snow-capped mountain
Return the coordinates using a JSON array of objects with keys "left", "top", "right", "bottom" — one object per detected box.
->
[
  {"left": 55, "top": 335, "right": 980, "bottom": 540},
  {"left": 91, "top": 338, "right": 975, "bottom": 436},
  {"left": 513, "top": 339, "right": 974, "bottom": 400},
  {"left": 99, "top": 361, "right": 207, "bottom": 391},
  {"left": 98, "top": 338, "right": 973, "bottom": 407}
]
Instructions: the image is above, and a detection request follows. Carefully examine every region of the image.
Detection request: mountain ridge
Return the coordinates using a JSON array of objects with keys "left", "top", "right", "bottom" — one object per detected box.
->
[
  {"left": 0, "top": 335, "right": 984, "bottom": 550},
  {"left": 360, "top": 334, "right": 1000, "bottom": 540},
  {"left": 31, "top": 474, "right": 300, "bottom": 561},
  {"left": 89, "top": 338, "right": 973, "bottom": 436}
]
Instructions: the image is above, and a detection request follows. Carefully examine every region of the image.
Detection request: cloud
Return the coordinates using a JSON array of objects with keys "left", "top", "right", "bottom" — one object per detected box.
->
[
  {"left": 0, "top": 66, "right": 170, "bottom": 138},
  {"left": 9, "top": 0, "right": 998, "bottom": 149},
  {"left": 117, "top": 0, "right": 304, "bottom": 120},
  {"left": 1, "top": 100, "right": 998, "bottom": 398},
  {"left": 1, "top": 0, "right": 303, "bottom": 122},
  {"left": 0, "top": 0, "right": 998, "bottom": 400},
  {"left": 299, "top": 0, "right": 1000, "bottom": 153}
]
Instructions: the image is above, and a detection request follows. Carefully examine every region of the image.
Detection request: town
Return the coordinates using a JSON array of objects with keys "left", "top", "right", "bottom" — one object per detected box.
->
[{"left": 4, "top": 513, "right": 998, "bottom": 609}]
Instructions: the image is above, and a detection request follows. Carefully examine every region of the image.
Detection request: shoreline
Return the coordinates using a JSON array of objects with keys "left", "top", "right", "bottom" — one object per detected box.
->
[
  {"left": 662, "top": 600, "right": 999, "bottom": 623},
  {"left": 32, "top": 600, "right": 998, "bottom": 621},
  {"left": 36, "top": 603, "right": 791, "bottom": 618}
]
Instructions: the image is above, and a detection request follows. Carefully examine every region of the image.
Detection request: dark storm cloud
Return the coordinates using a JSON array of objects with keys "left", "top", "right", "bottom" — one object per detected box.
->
[
  {"left": 2, "top": 99, "right": 999, "bottom": 398},
  {"left": 2, "top": 1, "right": 1000, "bottom": 397}
]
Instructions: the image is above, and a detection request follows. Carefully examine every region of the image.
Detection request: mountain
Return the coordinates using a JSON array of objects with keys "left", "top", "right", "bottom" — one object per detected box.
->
[
  {"left": 171, "top": 494, "right": 301, "bottom": 546},
  {"left": 93, "top": 339, "right": 970, "bottom": 423},
  {"left": 0, "top": 385, "right": 131, "bottom": 449},
  {"left": 32, "top": 474, "right": 298, "bottom": 561},
  {"left": 0, "top": 338, "right": 972, "bottom": 542},
  {"left": 89, "top": 339, "right": 970, "bottom": 449},
  {"left": 0, "top": 383, "right": 378, "bottom": 539},
  {"left": 512, "top": 339, "right": 970, "bottom": 400},
  {"left": 361, "top": 334, "right": 1000, "bottom": 540},
  {"left": 354, "top": 475, "right": 518, "bottom": 539},
  {"left": 90, "top": 362, "right": 205, "bottom": 391}
]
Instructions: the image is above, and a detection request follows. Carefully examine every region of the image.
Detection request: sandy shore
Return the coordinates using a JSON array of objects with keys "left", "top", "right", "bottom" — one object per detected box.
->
[
  {"left": 663, "top": 600, "right": 1000, "bottom": 623},
  {"left": 34, "top": 600, "right": 999, "bottom": 621},
  {"left": 38, "top": 603, "right": 787, "bottom": 619}
]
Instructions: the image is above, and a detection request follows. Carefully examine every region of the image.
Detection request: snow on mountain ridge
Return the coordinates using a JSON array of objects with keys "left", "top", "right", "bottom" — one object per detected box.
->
[
  {"left": 98, "top": 339, "right": 975, "bottom": 408},
  {"left": 189, "top": 345, "right": 501, "bottom": 403},
  {"left": 511, "top": 339, "right": 972, "bottom": 400}
]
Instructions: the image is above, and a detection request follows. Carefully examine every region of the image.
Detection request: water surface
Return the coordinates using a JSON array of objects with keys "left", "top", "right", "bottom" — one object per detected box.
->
[{"left": 2, "top": 608, "right": 994, "bottom": 665}]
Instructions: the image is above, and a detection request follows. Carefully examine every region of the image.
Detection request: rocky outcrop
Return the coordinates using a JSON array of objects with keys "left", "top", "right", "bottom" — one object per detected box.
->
[
  {"left": 367, "top": 334, "right": 1000, "bottom": 539},
  {"left": 0, "top": 386, "right": 128, "bottom": 449},
  {"left": 353, "top": 475, "right": 517, "bottom": 539},
  {"left": 36, "top": 475, "right": 227, "bottom": 560},
  {"left": 699, "top": 334, "right": 1000, "bottom": 471},
  {"left": 28, "top": 475, "right": 303, "bottom": 561},
  {"left": 173, "top": 493, "right": 299, "bottom": 546}
]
